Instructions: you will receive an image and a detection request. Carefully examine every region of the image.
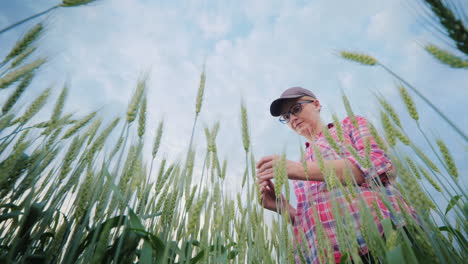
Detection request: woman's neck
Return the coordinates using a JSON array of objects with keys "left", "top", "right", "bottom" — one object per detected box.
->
[{"left": 304, "top": 119, "right": 326, "bottom": 143}]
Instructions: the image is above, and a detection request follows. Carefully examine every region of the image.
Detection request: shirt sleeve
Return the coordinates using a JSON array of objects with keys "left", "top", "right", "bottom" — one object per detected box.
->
[{"left": 342, "top": 115, "right": 394, "bottom": 181}]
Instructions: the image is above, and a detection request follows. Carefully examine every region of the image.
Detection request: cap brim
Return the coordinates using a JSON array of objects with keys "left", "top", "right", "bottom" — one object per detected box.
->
[{"left": 270, "top": 95, "right": 303, "bottom": 116}]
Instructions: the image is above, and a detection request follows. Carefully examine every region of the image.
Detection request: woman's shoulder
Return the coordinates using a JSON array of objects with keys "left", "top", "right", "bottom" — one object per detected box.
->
[{"left": 339, "top": 115, "right": 369, "bottom": 129}]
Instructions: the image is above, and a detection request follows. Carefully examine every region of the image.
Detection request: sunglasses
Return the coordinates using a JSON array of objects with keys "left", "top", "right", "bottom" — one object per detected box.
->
[{"left": 279, "top": 100, "right": 315, "bottom": 124}]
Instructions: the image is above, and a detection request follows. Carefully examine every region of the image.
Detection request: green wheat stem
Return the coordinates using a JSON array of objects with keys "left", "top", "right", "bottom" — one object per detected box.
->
[{"left": 0, "top": 7, "right": 57, "bottom": 36}]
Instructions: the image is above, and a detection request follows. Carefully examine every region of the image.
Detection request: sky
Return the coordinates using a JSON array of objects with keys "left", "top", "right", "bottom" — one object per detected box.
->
[{"left": 0, "top": 0, "right": 467, "bottom": 214}]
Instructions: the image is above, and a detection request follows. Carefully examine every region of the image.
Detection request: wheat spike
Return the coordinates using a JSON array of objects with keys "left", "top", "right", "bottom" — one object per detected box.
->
[
  {"left": 240, "top": 103, "right": 250, "bottom": 153},
  {"left": 43, "top": 85, "right": 68, "bottom": 135},
  {"left": 393, "top": 127, "right": 411, "bottom": 145},
  {"left": 436, "top": 139, "right": 458, "bottom": 180},
  {"left": 342, "top": 94, "right": 359, "bottom": 129},
  {"left": 403, "top": 157, "right": 421, "bottom": 180},
  {"left": 4, "top": 23, "right": 43, "bottom": 63},
  {"left": 62, "top": 112, "right": 97, "bottom": 139},
  {"left": 2, "top": 72, "right": 34, "bottom": 114},
  {"left": 377, "top": 97, "right": 402, "bottom": 128},
  {"left": 412, "top": 145, "right": 440, "bottom": 173},
  {"left": 340, "top": 51, "right": 378, "bottom": 65},
  {"left": 0, "top": 58, "right": 46, "bottom": 89},
  {"left": 59, "top": 136, "right": 82, "bottom": 182},
  {"left": 10, "top": 46, "right": 36, "bottom": 68},
  {"left": 332, "top": 114, "right": 345, "bottom": 143},
  {"left": 16, "top": 87, "right": 50, "bottom": 124},
  {"left": 380, "top": 111, "right": 396, "bottom": 147},
  {"left": 398, "top": 85, "right": 419, "bottom": 121},
  {"left": 152, "top": 120, "right": 164, "bottom": 158},
  {"left": 425, "top": 44, "right": 468, "bottom": 68},
  {"left": 323, "top": 125, "right": 342, "bottom": 155},
  {"left": 84, "top": 118, "right": 102, "bottom": 145},
  {"left": 422, "top": 0, "right": 468, "bottom": 55},
  {"left": 187, "top": 189, "right": 209, "bottom": 235},
  {"left": 0, "top": 114, "right": 15, "bottom": 131},
  {"left": 51, "top": 85, "right": 68, "bottom": 123},
  {"left": 127, "top": 76, "right": 146, "bottom": 123},
  {"left": 418, "top": 165, "right": 442, "bottom": 192},
  {"left": 273, "top": 154, "right": 287, "bottom": 199},
  {"left": 367, "top": 121, "right": 388, "bottom": 153},
  {"left": 61, "top": 0, "right": 99, "bottom": 7},
  {"left": 138, "top": 97, "right": 147, "bottom": 138},
  {"left": 195, "top": 67, "right": 206, "bottom": 115}
]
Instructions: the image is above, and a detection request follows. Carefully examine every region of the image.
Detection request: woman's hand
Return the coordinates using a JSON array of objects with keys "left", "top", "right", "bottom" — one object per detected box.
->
[
  {"left": 258, "top": 179, "right": 278, "bottom": 212},
  {"left": 256, "top": 155, "right": 302, "bottom": 181}
]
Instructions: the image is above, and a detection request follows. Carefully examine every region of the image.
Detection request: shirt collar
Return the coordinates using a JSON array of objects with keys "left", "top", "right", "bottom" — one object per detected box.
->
[{"left": 305, "top": 122, "right": 334, "bottom": 148}]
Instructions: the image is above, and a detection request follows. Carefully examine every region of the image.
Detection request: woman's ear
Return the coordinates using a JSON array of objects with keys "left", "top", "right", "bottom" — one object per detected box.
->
[{"left": 313, "top": 99, "right": 321, "bottom": 112}]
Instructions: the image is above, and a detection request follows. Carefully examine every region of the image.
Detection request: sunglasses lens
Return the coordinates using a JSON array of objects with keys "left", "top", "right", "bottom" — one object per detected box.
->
[
  {"left": 280, "top": 113, "right": 289, "bottom": 123},
  {"left": 291, "top": 104, "right": 301, "bottom": 115}
]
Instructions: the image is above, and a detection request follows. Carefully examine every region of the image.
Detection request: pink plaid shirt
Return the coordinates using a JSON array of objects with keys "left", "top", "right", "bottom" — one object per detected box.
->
[{"left": 293, "top": 115, "right": 416, "bottom": 263}]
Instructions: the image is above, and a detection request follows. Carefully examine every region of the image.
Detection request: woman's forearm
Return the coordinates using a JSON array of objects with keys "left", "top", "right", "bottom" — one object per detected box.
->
[{"left": 293, "top": 158, "right": 365, "bottom": 184}]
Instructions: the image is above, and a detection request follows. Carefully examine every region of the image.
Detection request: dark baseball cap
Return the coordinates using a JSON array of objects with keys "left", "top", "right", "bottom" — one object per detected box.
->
[{"left": 270, "top": 87, "right": 317, "bottom": 116}]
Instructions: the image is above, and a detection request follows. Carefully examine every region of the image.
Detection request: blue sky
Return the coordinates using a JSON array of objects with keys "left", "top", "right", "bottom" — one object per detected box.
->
[{"left": 0, "top": 0, "right": 467, "bottom": 211}]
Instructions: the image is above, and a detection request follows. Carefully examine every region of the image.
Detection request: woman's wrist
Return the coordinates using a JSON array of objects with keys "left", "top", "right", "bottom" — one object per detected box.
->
[{"left": 289, "top": 161, "right": 306, "bottom": 180}]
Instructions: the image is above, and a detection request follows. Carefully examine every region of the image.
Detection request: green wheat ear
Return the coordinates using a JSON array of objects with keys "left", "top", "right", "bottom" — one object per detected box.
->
[
  {"left": 240, "top": 103, "right": 250, "bottom": 153},
  {"left": 195, "top": 67, "right": 206, "bottom": 116},
  {"left": 3, "top": 23, "right": 43, "bottom": 63},
  {"left": 10, "top": 47, "right": 36, "bottom": 68},
  {"left": 340, "top": 51, "right": 378, "bottom": 66},
  {"left": 2, "top": 72, "right": 34, "bottom": 114},
  {"left": 60, "top": 0, "right": 99, "bottom": 7},
  {"left": 138, "top": 97, "right": 147, "bottom": 138},
  {"left": 152, "top": 120, "right": 164, "bottom": 158},
  {"left": 398, "top": 85, "right": 419, "bottom": 122},
  {"left": 436, "top": 139, "right": 458, "bottom": 180},
  {"left": 380, "top": 111, "right": 396, "bottom": 148},
  {"left": 0, "top": 58, "right": 46, "bottom": 89},
  {"left": 15, "top": 87, "right": 51, "bottom": 124},
  {"left": 127, "top": 76, "right": 146, "bottom": 123},
  {"left": 341, "top": 94, "right": 358, "bottom": 129},
  {"left": 425, "top": 44, "right": 468, "bottom": 68}
]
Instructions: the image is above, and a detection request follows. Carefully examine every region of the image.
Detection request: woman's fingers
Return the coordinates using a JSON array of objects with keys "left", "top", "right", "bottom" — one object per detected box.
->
[
  {"left": 256, "top": 155, "right": 279, "bottom": 170},
  {"left": 257, "top": 169, "right": 274, "bottom": 181},
  {"left": 256, "top": 160, "right": 274, "bottom": 174},
  {"left": 256, "top": 155, "right": 273, "bottom": 169}
]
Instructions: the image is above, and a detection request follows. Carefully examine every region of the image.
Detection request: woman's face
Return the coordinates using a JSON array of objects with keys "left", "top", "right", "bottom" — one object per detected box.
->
[{"left": 280, "top": 96, "right": 321, "bottom": 137}]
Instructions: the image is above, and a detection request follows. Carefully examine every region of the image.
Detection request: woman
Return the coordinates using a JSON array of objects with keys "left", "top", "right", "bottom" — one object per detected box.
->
[{"left": 256, "top": 87, "right": 416, "bottom": 263}]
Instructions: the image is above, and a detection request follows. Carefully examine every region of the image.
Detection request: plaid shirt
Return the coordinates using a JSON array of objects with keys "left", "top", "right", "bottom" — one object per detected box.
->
[{"left": 293, "top": 115, "right": 417, "bottom": 264}]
